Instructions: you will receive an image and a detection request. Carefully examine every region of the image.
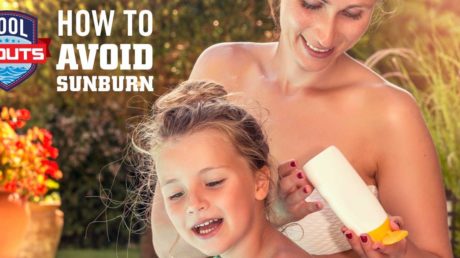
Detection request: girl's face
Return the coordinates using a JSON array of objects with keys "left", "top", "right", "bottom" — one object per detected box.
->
[
  {"left": 156, "top": 129, "right": 269, "bottom": 256},
  {"left": 279, "top": 0, "right": 377, "bottom": 71}
]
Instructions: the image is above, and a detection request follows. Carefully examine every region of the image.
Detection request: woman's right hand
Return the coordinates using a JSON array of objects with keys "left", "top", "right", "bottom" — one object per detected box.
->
[
  {"left": 271, "top": 159, "right": 322, "bottom": 227},
  {"left": 342, "top": 217, "right": 408, "bottom": 258}
]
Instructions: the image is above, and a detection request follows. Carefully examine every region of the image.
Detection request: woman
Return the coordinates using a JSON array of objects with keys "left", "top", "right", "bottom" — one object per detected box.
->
[{"left": 152, "top": 0, "right": 453, "bottom": 257}]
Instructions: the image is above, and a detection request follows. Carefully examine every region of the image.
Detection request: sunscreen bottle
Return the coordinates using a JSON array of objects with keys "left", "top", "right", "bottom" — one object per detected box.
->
[{"left": 303, "top": 146, "right": 408, "bottom": 245}]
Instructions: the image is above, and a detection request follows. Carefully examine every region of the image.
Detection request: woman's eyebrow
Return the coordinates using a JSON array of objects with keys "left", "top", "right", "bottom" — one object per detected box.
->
[{"left": 346, "top": 4, "right": 373, "bottom": 9}]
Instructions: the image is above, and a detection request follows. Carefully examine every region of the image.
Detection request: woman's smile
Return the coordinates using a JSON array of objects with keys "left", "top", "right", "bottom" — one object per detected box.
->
[{"left": 301, "top": 35, "right": 335, "bottom": 58}]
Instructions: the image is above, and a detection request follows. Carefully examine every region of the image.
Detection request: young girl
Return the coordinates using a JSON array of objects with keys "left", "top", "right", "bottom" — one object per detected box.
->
[{"left": 134, "top": 80, "right": 312, "bottom": 258}]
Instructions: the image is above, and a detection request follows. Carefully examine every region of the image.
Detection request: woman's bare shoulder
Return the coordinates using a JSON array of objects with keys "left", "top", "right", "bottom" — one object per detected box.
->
[
  {"left": 363, "top": 81, "right": 419, "bottom": 122},
  {"left": 345, "top": 57, "right": 418, "bottom": 115},
  {"left": 357, "top": 82, "right": 421, "bottom": 131},
  {"left": 189, "top": 42, "right": 275, "bottom": 89},
  {"left": 339, "top": 57, "right": 424, "bottom": 134}
]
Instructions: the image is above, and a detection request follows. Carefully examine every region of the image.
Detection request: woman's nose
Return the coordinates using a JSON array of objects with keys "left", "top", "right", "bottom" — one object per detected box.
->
[{"left": 314, "top": 16, "right": 336, "bottom": 48}]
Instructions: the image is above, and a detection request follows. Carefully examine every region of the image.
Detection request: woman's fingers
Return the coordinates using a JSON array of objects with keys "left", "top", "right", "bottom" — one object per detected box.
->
[
  {"left": 389, "top": 216, "right": 404, "bottom": 230},
  {"left": 343, "top": 220, "right": 407, "bottom": 258},
  {"left": 279, "top": 168, "right": 308, "bottom": 197},
  {"left": 285, "top": 186, "right": 322, "bottom": 217},
  {"left": 285, "top": 184, "right": 313, "bottom": 206},
  {"left": 278, "top": 159, "right": 298, "bottom": 178},
  {"left": 343, "top": 231, "right": 383, "bottom": 258},
  {"left": 278, "top": 159, "right": 313, "bottom": 196},
  {"left": 359, "top": 234, "right": 383, "bottom": 258},
  {"left": 275, "top": 159, "right": 320, "bottom": 223},
  {"left": 342, "top": 228, "right": 367, "bottom": 257},
  {"left": 292, "top": 199, "right": 322, "bottom": 217}
]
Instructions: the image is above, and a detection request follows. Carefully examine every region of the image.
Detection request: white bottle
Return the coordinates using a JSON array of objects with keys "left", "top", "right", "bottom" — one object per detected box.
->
[{"left": 303, "top": 146, "right": 408, "bottom": 245}]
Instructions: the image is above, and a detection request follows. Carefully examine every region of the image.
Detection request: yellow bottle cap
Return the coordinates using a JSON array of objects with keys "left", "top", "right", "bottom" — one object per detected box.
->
[
  {"left": 382, "top": 230, "right": 409, "bottom": 245},
  {"left": 368, "top": 218, "right": 408, "bottom": 245}
]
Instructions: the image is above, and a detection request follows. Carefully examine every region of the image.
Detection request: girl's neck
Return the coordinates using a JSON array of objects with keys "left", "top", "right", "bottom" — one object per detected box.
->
[{"left": 220, "top": 216, "right": 275, "bottom": 258}]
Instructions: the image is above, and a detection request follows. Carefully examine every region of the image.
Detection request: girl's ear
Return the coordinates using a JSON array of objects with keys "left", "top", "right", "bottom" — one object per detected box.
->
[{"left": 254, "top": 166, "right": 270, "bottom": 201}]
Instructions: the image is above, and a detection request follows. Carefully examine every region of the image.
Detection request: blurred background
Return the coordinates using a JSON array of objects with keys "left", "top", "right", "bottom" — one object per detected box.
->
[{"left": 0, "top": 0, "right": 458, "bottom": 257}]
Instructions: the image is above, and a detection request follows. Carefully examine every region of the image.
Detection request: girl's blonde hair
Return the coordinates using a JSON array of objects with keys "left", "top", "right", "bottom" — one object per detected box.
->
[{"left": 131, "top": 80, "right": 277, "bottom": 226}]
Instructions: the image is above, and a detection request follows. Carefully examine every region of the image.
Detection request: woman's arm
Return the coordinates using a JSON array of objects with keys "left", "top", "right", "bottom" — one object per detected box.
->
[
  {"left": 151, "top": 184, "right": 207, "bottom": 258},
  {"left": 353, "top": 89, "right": 453, "bottom": 258}
]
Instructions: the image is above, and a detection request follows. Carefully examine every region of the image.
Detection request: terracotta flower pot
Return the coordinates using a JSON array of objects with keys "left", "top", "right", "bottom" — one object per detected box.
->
[
  {"left": 0, "top": 191, "right": 30, "bottom": 258},
  {"left": 18, "top": 202, "right": 64, "bottom": 258}
]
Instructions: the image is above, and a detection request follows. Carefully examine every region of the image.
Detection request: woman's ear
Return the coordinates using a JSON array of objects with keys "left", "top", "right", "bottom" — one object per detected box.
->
[{"left": 254, "top": 166, "right": 271, "bottom": 201}]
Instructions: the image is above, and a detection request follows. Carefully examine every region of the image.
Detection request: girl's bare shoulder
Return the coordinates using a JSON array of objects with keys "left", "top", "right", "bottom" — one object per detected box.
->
[
  {"left": 271, "top": 244, "right": 312, "bottom": 258},
  {"left": 266, "top": 232, "right": 313, "bottom": 258}
]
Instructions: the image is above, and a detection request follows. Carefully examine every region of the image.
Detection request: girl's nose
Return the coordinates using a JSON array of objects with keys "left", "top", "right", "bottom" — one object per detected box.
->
[{"left": 186, "top": 188, "right": 209, "bottom": 214}]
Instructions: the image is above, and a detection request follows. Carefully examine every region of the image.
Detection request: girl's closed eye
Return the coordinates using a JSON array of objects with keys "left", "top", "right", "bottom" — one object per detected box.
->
[
  {"left": 206, "top": 179, "right": 226, "bottom": 188},
  {"left": 168, "top": 191, "right": 184, "bottom": 201},
  {"left": 301, "top": 0, "right": 323, "bottom": 10}
]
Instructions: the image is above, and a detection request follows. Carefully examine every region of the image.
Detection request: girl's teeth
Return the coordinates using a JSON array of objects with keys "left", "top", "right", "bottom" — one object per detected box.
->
[
  {"left": 199, "top": 228, "right": 214, "bottom": 234},
  {"left": 193, "top": 219, "right": 222, "bottom": 235},
  {"left": 194, "top": 218, "right": 220, "bottom": 228}
]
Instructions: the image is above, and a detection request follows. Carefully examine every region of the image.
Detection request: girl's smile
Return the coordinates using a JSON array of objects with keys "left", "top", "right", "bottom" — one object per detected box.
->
[{"left": 191, "top": 218, "right": 224, "bottom": 239}]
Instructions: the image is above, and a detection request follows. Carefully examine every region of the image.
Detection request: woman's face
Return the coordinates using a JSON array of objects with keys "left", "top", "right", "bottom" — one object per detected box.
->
[
  {"left": 279, "top": 0, "right": 377, "bottom": 71},
  {"left": 155, "top": 129, "right": 268, "bottom": 256}
]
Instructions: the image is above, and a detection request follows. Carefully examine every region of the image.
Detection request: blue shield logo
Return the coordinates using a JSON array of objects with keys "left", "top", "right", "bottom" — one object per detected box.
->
[{"left": 0, "top": 11, "right": 38, "bottom": 91}]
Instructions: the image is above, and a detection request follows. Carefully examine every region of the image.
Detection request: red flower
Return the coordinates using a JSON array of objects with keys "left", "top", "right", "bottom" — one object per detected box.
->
[
  {"left": 43, "top": 160, "right": 62, "bottom": 179},
  {"left": 16, "top": 120, "right": 25, "bottom": 128},
  {"left": 47, "top": 160, "right": 59, "bottom": 170},
  {"left": 15, "top": 140, "right": 24, "bottom": 149},
  {"left": 41, "top": 129, "right": 53, "bottom": 147},
  {"left": 16, "top": 109, "right": 31, "bottom": 121},
  {"left": 35, "top": 184, "right": 47, "bottom": 196},
  {"left": 45, "top": 168, "right": 63, "bottom": 179},
  {"left": 8, "top": 120, "right": 17, "bottom": 129},
  {"left": 4, "top": 181, "right": 17, "bottom": 193},
  {"left": 45, "top": 146, "right": 59, "bottom": 159}
]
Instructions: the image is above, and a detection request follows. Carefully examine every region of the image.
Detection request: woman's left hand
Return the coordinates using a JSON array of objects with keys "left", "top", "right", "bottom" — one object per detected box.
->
[{"left": 342, "top": 216, "right": 407, "bottom": 258}]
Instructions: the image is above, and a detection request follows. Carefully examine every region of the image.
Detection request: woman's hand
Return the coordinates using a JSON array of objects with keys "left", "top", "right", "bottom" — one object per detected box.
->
[
  {"left": 342, "top": 216, "right": 407, "bottom": 258},
  {"left": 270, "top": 159, "right": 322, "bottom": 226}
]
